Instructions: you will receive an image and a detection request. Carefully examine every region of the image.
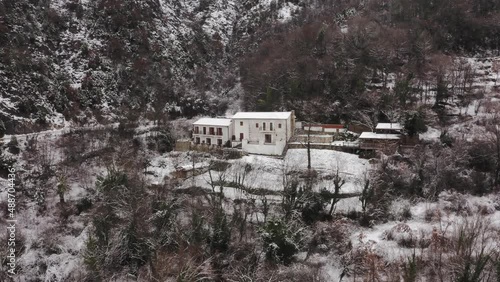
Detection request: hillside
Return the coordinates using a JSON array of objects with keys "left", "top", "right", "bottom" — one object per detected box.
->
[
  {"left": 1, "top": 0, "right": 500, "bottom": 281},
  {"left": 0, "top": 0, "right": 301, "bottom": 133}
]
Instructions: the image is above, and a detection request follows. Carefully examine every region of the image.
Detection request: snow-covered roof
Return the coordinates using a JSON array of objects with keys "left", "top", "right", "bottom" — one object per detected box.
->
[
  {"left": 232, "top": 112, "right": 292, "bottom": 120},
  {"left": 359, "top": 132, "right": 401, "bottom": 140},
  {"left": 193, "top": 118, "right": 232, "bottom": 126},
  {"left": 376, "top": 123, "right": 403, "bottom": 130}
]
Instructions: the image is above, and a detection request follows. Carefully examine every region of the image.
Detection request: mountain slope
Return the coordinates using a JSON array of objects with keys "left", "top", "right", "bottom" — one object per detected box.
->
[{"left": 0, "top": 0, "right": 302, "bottom": 134}]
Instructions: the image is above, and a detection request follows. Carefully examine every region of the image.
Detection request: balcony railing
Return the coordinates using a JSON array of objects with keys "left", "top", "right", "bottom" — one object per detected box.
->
[{"left": 193, "top": 132, "right": 223, "bottom": 136}]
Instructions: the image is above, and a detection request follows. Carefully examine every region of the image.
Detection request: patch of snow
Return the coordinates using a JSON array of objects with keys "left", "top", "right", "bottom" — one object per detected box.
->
[{"left": 420, "top": 126, "right": 441, "bottom": 141}]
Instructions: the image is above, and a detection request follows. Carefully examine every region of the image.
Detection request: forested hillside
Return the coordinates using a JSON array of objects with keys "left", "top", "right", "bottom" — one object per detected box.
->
[
  {"left": 0, "top": 0, "right": 301, "bottom": 133},
  {"left": 1, "top": 0, "right": 500, "bottom": 281},
  {"left": 2, "top": 0, "right": 499, "bottom": 133}
]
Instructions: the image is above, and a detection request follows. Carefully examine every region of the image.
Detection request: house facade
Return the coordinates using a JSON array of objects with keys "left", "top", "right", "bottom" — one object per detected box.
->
[
  {"left": 192, "top": 112, "right": 295, "bottom": 155},
  {"left": 231, "top": 112, "right": 295, "bottom": 155},
  {"left": 192, "top": 118, "right": 233, "bottom": 146}
]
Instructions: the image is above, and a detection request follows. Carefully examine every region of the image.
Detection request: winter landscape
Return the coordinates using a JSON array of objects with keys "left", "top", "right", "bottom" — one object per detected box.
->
[{"left": 1, "top": 0, "right": 500, "bottom": 281}]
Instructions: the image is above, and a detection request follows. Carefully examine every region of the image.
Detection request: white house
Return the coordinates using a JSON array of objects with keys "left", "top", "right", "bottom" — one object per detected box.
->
[
  {"left": 231, "top": 111, "right": 295, "bottom": 155},
  {"left": 192, "top": 118, "right": 233, "bottom": 146}
]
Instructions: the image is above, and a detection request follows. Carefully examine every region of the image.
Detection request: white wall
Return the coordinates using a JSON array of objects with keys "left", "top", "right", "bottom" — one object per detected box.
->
[
  {"left": 242, "top": 140, "right": 287, "bottom": 155},
  {"left": 324, "top": 128, "right": 347, "bottom": 133},
  {"left": 233, "top": 117, "right": 292, "bottom": 155},
  {"left": 193, "top": 123, "right": 232, "bottom": 145},
  {"left": 305, "top": 126, "right": 323, "bottom": 132}
]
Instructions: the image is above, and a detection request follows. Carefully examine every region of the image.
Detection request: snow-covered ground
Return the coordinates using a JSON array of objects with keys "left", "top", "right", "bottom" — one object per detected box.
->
[
  {"left": 3, "top": 125, "right": 499, "bottom": 281},
  {"left": 350, "top": 191, "right": 500, "bottom": 259},
  {"left": 318, "top": 191, "right": 500, "bottom": 281},
  {"left": 168, "top": 149, "right": 370, "bottom": 203}
]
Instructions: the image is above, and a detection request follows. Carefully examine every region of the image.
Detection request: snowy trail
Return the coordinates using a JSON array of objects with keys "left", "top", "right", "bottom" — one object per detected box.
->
[{"left": 0, "top": 123, "right": 120, "bottom": 143}]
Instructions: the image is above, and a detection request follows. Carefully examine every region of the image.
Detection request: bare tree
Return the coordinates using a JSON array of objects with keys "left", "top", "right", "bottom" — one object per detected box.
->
[
  {"left": 56, "top": 170, "right": 69, "bottom": 204},
  {"left": 485, "top": 119, "right": 500, "bottom": 187},
  {"left": 358, "top": 169, "right": 371, "bottom": 215},
  {"left": 492, "top": 60, "right": 500, "bottom": 87},
  {"left": 280, "top": 160, "right": 304, "bottom": 220},
  {"left": 354, "top": 109, "right": 377, "bottom": 132},
  {"left": 327, "top": 166, "right": 346, "bottom": 216},
  {"left": 206, "top": 160, "right": 229, "bottom": 206}
]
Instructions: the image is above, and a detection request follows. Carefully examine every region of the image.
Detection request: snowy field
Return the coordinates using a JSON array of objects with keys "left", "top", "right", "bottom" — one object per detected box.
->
[{"left": 166, "top": 149, "right": 371, "bottom": 206}]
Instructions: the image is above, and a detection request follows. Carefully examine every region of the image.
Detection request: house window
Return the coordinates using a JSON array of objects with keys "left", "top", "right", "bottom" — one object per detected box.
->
[
  {"left": 217, "top": 128, "right": 222, "bottom": 135},
  {"left": 256, "top": 123, "right": 259, "bottom": 128},
  {"left": 270, "top": 123, "right": 273, "bottom": 130},
  {"left": 240, "top": 121, "right": 243, "bottom": 126},
  {"left": 239, "top": 133, "right": 244, "bottom": 141},
  {"left": 203, "top": 127, "right": 206, "bottom": 134},
  {"left": 232, "top": 135, "right": 235, "bottom": 141},
  {"left": 195, "top": 137, "right": 200, "bottom": 144},
  {"left": 217, "top": 139, "right": 222, "bottom": 146},
  {"left": 263, "top": 122, "right": 266, "bottom": 130},
  {"left": 209, "top": 127, "right": 215, "bottom": 135},
  {"left": 278, "top": 123, "right": 282, "bottom": 129},
  {"left": 206, "top": 138, "right": 211, "bottom": 145},
  {"left": 194, "top": 127, "right": 199, "bottom": 134},
  {"left": 265, "top": 134, "right": 272, "bottom": 143}
]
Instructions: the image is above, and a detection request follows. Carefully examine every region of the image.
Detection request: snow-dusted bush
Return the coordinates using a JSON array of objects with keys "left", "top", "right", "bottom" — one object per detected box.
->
[
  {"left": 389, "top": 199, "right": 413, "bottom": 221},
  {"left": 307, "top": 220, "right": 352, "bottom": 257},
  {"left": 7, "top": 135, "right": 20, "bottom": 154},
  {"left": 260, "top": 219, "right": 303, "bottom": 265},
  {"left": 146, "top": 129, "right": 175, "bottom": 154}
]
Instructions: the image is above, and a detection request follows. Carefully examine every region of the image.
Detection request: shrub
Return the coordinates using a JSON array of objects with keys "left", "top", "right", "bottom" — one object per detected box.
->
[
  {"left": 359, "top": 213, "right": 373, "bottom": 227},
  {"left": 147, "top": 130, "right": 175, "bottom": 154},
  {"left": 83, "top": 235, "right": 103, "bottom": 277},
  {"left": 440, "top": 130, "right": 454, "bottom": 147},
  {"left": 402, "top": 254, "right": 419, "bottom": 282},
  {"left": 75, "top": 197, "right": 92, "bottom": 215},
  {"left": 308, "top": 221, "right": 351, "bottom": 256},
  {"left": 404, "top": 111, "right": 428, "bottom": 136},
  {"left": 301, "top": 191, "right": 329, "bottom": 224},
  {"left": 402, "top": 206, "right": 413, "bottom": 220},
  {"left": 0, "top": 119, "right": 5, "bottom": 137},
  {"left": 96, "top": 168, "right": 128, "bottom": 194},
  {"left": 151, "top": 200, "right": 178, "bottom": 248},
  {"left": 209, "top": 160, "right": 231, "bottom": 172},
  {"left": 468, "top": 141, "right": 495, "bottom": 173},
  {"left": 224, "top": 149, "right": 243, "bottom": 159},
  {"left": 0, "top": 151, "right": 15, "bottom": 178},
  {"left": 260, "top": 219, "right": 302, "bottom": 265},
  {"left": 7, "top": 136, "right": 20, "bottom": 154},
  {"left": 398, "top": 236, "right": 417, "bottom": 248},
  {"left": 209, "top": 208, "right": 231, "bottom": 253}
]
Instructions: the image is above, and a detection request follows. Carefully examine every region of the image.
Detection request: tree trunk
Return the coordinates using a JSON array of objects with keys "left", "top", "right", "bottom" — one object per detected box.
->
[
  {"left": 307, "top": 125, "right": 311, "bottom": 170},
  {"left": 307, "top": 140, "right": 311, "bottom": 170},
  {"left": 328, "top": 199, "right": 337, "bottom": 215}
]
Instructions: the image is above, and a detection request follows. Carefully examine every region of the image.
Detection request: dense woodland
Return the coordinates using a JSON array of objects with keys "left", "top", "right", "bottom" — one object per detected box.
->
[
  {"left": 1, "top": 0, "right": 500, "bottom": 131},
  {"left": 1, "top": 0, "right": 500, "bottom": 281}
]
